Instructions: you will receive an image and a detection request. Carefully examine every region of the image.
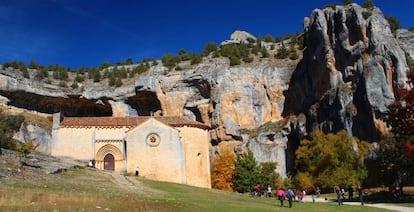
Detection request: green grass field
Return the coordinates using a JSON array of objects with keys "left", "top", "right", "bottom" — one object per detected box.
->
[{"left": 0, "top": 168, "right": 396, "bottom": 211}]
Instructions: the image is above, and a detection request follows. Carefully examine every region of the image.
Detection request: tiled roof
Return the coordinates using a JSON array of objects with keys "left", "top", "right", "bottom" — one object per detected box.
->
[{"left": 60, "top": 116, "right": 210, "bottom": 130}]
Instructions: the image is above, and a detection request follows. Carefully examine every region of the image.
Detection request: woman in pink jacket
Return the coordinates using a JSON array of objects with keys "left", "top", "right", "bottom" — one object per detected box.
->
[{"left": 277, "top": 188, "right": 285, "bottom": 207}]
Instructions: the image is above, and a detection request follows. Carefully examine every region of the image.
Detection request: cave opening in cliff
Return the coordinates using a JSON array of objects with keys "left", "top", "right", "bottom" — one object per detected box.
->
[
  {"left": 184, "top": 106, "right": 203, "bottom": 123},
  {"left": 0, "top": 91, "right": 113, "bottom": 117},
  {"left": 126, "top": 91, "right": 162, "bottom": 116},
  {"left": 286, "top": 132, "right": 301, "bottom": 175}
]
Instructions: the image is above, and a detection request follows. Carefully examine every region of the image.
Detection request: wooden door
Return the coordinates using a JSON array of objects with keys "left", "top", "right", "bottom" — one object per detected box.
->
[{"left": 104, "top": 154, "right": 115, "bottom": 170}]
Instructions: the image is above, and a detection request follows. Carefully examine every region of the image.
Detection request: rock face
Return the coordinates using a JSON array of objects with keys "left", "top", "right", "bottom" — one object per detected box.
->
[
  {"left": 397, "top": 29, "right": 414, "bottom": 59},
  {"left": 0, "top": 3, "right": 412, "bottom": 178},
  {"left": 283, "top": 4, "right": 410, "bottom": 142}
]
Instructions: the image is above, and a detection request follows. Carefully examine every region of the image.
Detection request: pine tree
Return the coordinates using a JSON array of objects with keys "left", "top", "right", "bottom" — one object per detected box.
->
[{"left": 234, "top": 150, "right": 259, "bottom": 193}]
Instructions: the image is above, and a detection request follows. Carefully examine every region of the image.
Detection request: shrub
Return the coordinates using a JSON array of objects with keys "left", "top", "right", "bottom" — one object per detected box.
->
[
  {"left": 264, "top": 34, "right": 274, "bottom": 43},
  {"left": 161, "top": 53, "right": 176, "bottom": 71},
  {"left": 151, "top": 58, "right": 158, "bottom": 66},
  {"left": 386, "top": 16, "right": 402, "bottom": 33},
  {"left": 204, "top": 42, "right": 217, "bottom": 56},
  {"left": 16, "top": 140, "right": 33, "bottom": 158},
  {"left": 6, "top": 115, "right": 24, "bottom": 131},
  {"left": 125, "top": 57, "right": 133, "bottom": 65},
  {"left": 115, "top": 78, "right": 122, "bottom": 87},
  {"left": 99, "top": 61, "right": 112, "bottom": 70},
  {"left": 362, "top": 0, "right": 375, "bottom": 9},
  {"left": 246, "top": 37, "right": 256, "bottom": 44},
  {"left": 28, "top": 60, "right": 38, "bottom": 69},
  {"left": 289, "top": 51, "right": 299, "bottom": 60},
  {"left": 275, "top": 43, "right": 289, "bottom": 59},
  {"left": 362, "top": 11, "right": 372, "bottom": 19},
  {"left": 261, "top": 47, "right": 269, "bottom": 58}
]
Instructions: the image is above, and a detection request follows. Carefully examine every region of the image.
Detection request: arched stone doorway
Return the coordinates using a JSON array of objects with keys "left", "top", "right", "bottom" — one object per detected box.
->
[
  {"left": 95, "top": 144, "right": 123, "bottom": 171},
  {"left": 104, "top": 154, "right": 115, "bottom": 170}
]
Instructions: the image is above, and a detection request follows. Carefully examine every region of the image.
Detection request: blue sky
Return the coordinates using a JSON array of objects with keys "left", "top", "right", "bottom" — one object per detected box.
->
[{"left": 1, "top": 0, "right": 413, "bottom": 68}]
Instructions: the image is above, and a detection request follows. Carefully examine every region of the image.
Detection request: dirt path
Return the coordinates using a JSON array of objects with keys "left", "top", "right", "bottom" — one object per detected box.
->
[
  {"left": 345, "top": 202, "right": 414, "bottom": 212},
  {"left": 301, "top": 197, "right": 413, "bottom": 212},
  {"left": 105, "top": 171, "right": 163, "bottom": 197}
]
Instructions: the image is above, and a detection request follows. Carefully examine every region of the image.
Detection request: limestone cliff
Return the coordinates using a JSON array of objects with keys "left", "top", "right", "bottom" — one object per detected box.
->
[{"left": 283, "top": 4, "right": 411, "bottom": 142}]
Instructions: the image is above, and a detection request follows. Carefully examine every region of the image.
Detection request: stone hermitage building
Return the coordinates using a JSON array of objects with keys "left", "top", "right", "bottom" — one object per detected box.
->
[{"left": 51, "top": 113, "right": 211, "bottom": 188}]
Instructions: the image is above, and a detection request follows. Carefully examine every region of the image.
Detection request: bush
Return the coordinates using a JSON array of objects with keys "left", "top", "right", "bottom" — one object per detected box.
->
[
  {"left": 362, "top": 11, "right": 372, "bottom": 19},
  {"left": 264, "top": 34, "right": 274, "bottom": 43},
  {"left": 16, "top": 140, "right": 33, "bottom": 158},
  {"left": 362, "top": 0, "right": 375, "bottom": 9},
  {"left": 386, "top": 16, "right": 402, "bottom": 33},
  {"left": 161, "top": 53, "right": 176, "bottom": 71},
  {"left": 289, "top": 51, "right": 299, "bottom": 60},
  {"left": 261, "top": 47, "right": 269, "bottom": 58},
  {"left": 125, "top": 57, "right": 133, "bottom": 65},
  {"left": 151, "top": 58, "right": 158, "bottom": 66},
  {"left": 0, "top": 110, "right": 24, "bottom": 150},
  {"left": 275, "top": 44, "right": 289, "bottom": 59},
  {"left": 6, "top": 115, "right": 24, "bottom": 131},
  {"left": 204, "top": 42, "right": 217, "bottom": 56}
]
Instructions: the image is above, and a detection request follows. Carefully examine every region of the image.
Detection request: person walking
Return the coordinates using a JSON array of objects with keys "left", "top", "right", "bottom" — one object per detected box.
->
[
  {"left": 357, "top": 185, "right": 364, "bottom": 205},
  {"left": 336, "top": 187, "right": 343, "bottom": 206},
  {"left": 267, "top": 185, "right": 272, "bottom": 198},
  {"left": 286, "top": 188, "right": 294, "bottom": 208},
  {"left": 277, "top": 188, "right": 285, "bottom": 207}
]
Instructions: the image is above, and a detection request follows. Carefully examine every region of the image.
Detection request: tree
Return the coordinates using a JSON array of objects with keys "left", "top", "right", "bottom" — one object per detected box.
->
[
  {"left": 125, "top": 57, "right": 133, "bottom": 65},
  {"left": 362, "top": 0, "right": 375, "bottom": 9},
  {"left": 257, "top": 162, "right": 280, "bottom": 188},
  {"left": 0, "top": 109, "right": 24, "bottom": 150},
  {"left": 342, "top": 0, "right": 352, "bottom": 5},
  {"left": 234, "top": 150, "right": 259, "bottom": 193},
  {"left": 264, "top": 34, "right": 274, "bottom": 43},
  {"left": 256, "top": 34, "right": 263, "bottom": 48},
  {"left": 161, "top": 53, "right": 176, "bottom": 71},
  {"left": 275, "top": 43, "right": 289, "bottom": 59},
  {"left": 261, "top": 47, "right": 269, "bottom": 58},
  {"left": 381, "top": 81, "right": 414, "bottom": 194},
  {"left": 28, "top": 60, "right": 38, "bottom": 69},
  {"left": 204, "top": 42, "right": 217, "bottom": 56},
  {"left": 295, "top": 130, "right": 369, "bottom": 190},
  {"left": 211, "top": 150, "right": 236, "bottom": 191},
  {"left": 386, "top": 16, "right": 402, "bottom": 33},
  {"left": 99, "top": 61, "right": 112, "bottom": 70}
]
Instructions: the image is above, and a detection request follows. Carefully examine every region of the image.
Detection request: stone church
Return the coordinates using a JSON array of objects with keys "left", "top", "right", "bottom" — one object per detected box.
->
[{"left": 51, "top": 113, "right": 211, "bottom": 188}]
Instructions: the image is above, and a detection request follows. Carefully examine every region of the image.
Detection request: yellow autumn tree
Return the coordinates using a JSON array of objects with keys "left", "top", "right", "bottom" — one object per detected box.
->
[{"left": 211, "top": 149, "right": 236, "bottom": 191}]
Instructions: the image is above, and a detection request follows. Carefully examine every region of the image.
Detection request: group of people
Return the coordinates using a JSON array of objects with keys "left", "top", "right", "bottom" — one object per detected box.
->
[
  {"left": 335, "top": 185, "right": 366, "bottom": 206},
  {"left": 252, "top": 183, "right": 273, "bottom": 198},
  {"left": 276, "top": 188, "right": 308, "bottom": 208}
]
